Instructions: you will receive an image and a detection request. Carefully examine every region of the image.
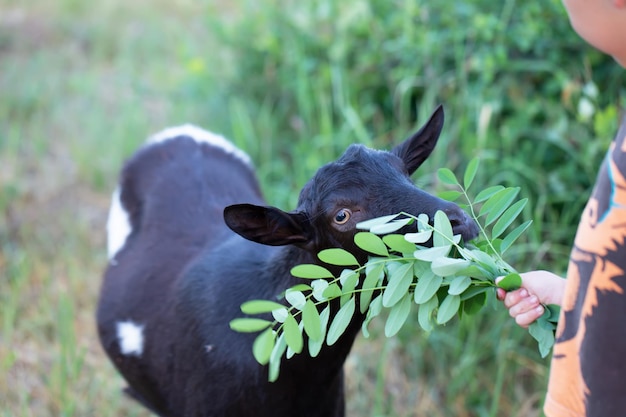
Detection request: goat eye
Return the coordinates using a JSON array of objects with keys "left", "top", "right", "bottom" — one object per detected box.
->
[{"left": 334, "top": 209, "right": 351, "bottom": 225}]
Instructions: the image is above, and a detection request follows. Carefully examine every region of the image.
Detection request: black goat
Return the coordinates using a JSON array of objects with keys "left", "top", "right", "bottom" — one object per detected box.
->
[{"left": 97, "top": 105, "right": 478, "bottom": 417}]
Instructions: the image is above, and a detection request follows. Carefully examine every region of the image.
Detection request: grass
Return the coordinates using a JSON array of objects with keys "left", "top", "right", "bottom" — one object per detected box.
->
[
  {"left": 1, "top": 0, "right": 624, "bottom": 416},
  {"left": 1, "top": 1, "right": 215, "bottom": 415}
]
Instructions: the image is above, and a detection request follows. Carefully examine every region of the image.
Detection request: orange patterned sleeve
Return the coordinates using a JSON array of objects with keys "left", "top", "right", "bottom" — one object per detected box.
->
[{"left": 544, "top": 118, "right": 626, "bottom": 417}]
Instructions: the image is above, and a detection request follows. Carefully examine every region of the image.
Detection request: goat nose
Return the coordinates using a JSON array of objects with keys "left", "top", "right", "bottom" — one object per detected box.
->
[{"left": 444, "top": 208, "right": 479, "bottom": 242}]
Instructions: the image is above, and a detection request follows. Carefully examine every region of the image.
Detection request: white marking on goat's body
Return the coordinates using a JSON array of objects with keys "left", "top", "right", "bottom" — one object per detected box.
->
[
  {"left": 147, "top": 124, "right": 252, "bottom": 166},
  {"left": 107, "top": 187, "right": 132, "bottom": 261},
  {"left": 116, "top": 320, "right": 145, "bottom": 356}
]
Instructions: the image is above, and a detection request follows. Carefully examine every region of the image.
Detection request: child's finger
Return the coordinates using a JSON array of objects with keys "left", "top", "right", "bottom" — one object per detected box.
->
[
  {"left": 502, "top": 288, "right": 529, "bottom": 309},
  {"left": 514, "top": 304, "right": 545, "bottom": 328},
  {"left": 509, "top": 294, "right": 540, "bottom": 317},
  {"left": 496, "top": 287, "right": 506, "bottom": 301}
]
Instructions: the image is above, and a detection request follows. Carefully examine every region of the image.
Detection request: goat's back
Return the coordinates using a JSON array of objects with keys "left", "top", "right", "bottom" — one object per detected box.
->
[{"left": 97, "top": 126, "right": 264, "bottom": 415}]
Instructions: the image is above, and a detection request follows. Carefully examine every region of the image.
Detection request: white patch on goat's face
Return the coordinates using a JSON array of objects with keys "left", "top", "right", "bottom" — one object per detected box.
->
[
  {"left": 107, "top": 187, "right": 132, "bottom": 261},
  {"left": 147, "top": 124, "right": 252, "bottom": 166},
  {"left": 116, "top": 320, "right": 144, "bottom": 356}
]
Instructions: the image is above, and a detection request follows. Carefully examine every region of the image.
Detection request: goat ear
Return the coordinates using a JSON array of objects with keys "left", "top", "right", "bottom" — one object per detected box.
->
[
  {"left": 224, "top": 204, "right": 311, "bottom": 246},
  {"left": 392, "top": 104, "right": 444, "bottom": 175}
]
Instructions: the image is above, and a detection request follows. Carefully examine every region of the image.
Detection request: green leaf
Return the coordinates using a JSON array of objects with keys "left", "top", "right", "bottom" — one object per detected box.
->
[
  {"left": 252, "top": 328, "right": 275, "bottom": 365},
  {"left": 288, "top": 284, "right": 312, "bottom": 292},
  {"left": 322, "top": 283, "right": 342, "bottom": 299},
  {"left": 448, "top": 275, "right": 472, "bottom": 295},
  {"left": 418, "top": 295, "right": 438, "bottom": 332},
  {"left": 286, "top": 337, "right": 300, "bottom": 359},
  {"left": 413, "top": 245, "right": 452, "bottom": 262},
  {"left": 491, "top": 198, "right": 528, "bottom": 239},
  {"left": 356, "top": 214, "right": 400, "bottom": 230},
  {"left": 431, "top": 257, "right": 471, "bottom": 276},
  {"left": 436, "top": 294, "right": 460, "bottom": 324},
  {"left": 460, "top": 285, "right": 490, "bottom": 301},
  {"left": 290, "top": 264, "right": 334, "bottom": 279},
  {"left": 340, "top": 269, "right": 359, "bottom": 305},
  {"left": 327, "top": 296, "right": 356, "bottom": 345},
  {"left": 485, "top": 187, "right": 521, "bottom": 226},
  {"left": 490, "top": 238, "right": 503, "bottom": 254},
  {"left": 302, "top": 300, "right": 322, "bottom": 341},
  {"left": 382, "top": 262, "right": 414, "bottom": 308},
  {"left": 383, "top": 234, "right": 417, "bottom": 253},
  {"left": 229, "top": 318, "right": 273, "bottom": 333},
  {"left": 360, "top": 262, "right": 384, "bottom": 313},
  {"left": 474, "top": 185, "right": 505, "bottom": 203},
  {"left": 354, "top": 232, "right": 389, "bottom": 256},
  {"left": 311, "top": 279, "right": 329, "bottom": 301},
  {"left": 240, "top": 300, "right": 285, "bottom": 315},
  {"left": 467, "top": 249, "right": 500, "bottom": 277},
  {"left": 384, "top": 293, "right": 412, "bottom": 337},
  {"left": 463, "top": 158, "right": 480, "bottom": 190},
  {"left": 456, "top": 264, "right": 492, "bottom": 280},
  {"left": 308, "top": 305, "right": 330, "bottom": 357},
  {"left": 413, "top": 259, "right": 431, "bottom": 276},
  {"left": 370, "top": 217, "right": 413, "bottom": 234},
  {"left": 545, "top": 304, "right": 561, "bottom": 323},
  {"left": 268, "top": 333, "right": 286, "bottom": 381},
  {"left": 529, "top": 317, "right": 556, "bottom": 358},
  {"left": 439, "top": 190, "right": 463, "bottom": 202},
  {"left": 416, "top": 213, "right": 430, "bottom": 232},
  {"left": 285, "top": 289, "right": 306, "bottom": 310},
  {"left": 404, "top": 230, "right": 433, "bottom": 244},
  {"left": 318, "top": 248, "right": 359, "bottom": 266},
  {"left": 437, "top": 167, "right": 459, "bottom": 185},
  {"left": 362, "top": 295, "right": 383, "bottom": 338},
  {"left": 461, "top": 291, "right": 487, "bottom": 315},
  {"left": 283, "top": 313, "right": 303, "bottom": 354},
  {"left": 433, "top": 210, "right": 454, "bottom": 247},
  {"left": 413, "top": 269, "right": 443, "bottom": 304},
  {"left": 272, "top": 307, "right": 288, "bottom": 323},
  {"left": 497, "top": 273, "right": 522, "bottom": 291},
  {"left": 501, "top": 220, "right": 533, "bottom": 254},
  {"left": 478, "top": 187, "right": 519, "bottom": 224},
  {"left": 339, "top": 269, "right": 359, "bottom": 287}
]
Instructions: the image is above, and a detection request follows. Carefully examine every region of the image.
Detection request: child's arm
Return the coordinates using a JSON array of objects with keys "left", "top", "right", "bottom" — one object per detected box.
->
[{"left": 496, "top": 271, "right": 566, "bottom": 328}]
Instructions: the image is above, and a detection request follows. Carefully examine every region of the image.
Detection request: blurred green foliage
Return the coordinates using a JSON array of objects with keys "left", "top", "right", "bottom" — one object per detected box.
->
[{"left": 188, "top": 0, "right": 624, "bottom": 275}]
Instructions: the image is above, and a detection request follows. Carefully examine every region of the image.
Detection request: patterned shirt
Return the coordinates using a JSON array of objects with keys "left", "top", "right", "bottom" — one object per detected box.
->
[{"left": 544, "top": 117, "right": 626, "bottom": 416}]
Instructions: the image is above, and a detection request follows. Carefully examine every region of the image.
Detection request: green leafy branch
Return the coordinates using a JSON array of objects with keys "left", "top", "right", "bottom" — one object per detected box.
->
[{"left": 229, "top": 158, "right": 559, "bottom": 382}]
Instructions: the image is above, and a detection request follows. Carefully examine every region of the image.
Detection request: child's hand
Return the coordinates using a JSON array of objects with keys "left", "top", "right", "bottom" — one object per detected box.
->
[{"left": 496, "top": 270, "right": 566, "bottom": 328}]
